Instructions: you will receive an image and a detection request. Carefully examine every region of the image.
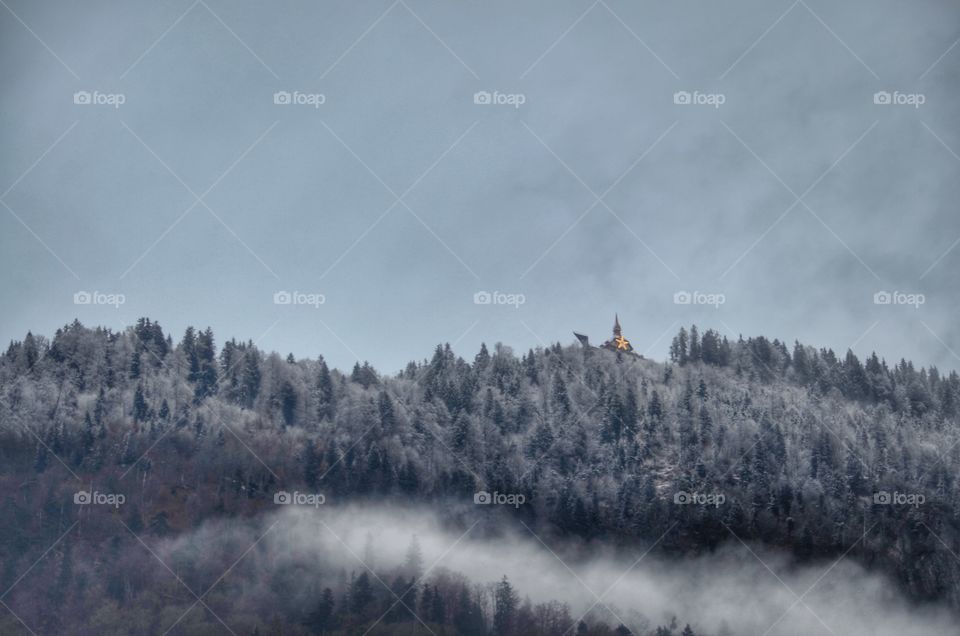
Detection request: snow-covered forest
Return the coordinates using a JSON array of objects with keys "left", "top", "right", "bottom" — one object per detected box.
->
[{"left": 1, "top": 318, "right": 958, "bottom": 635}]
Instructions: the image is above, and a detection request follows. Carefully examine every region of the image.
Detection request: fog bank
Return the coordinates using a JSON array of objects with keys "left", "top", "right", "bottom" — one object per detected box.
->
[{"left": 160, "top": 502, "right": 957, "bottom": 635}]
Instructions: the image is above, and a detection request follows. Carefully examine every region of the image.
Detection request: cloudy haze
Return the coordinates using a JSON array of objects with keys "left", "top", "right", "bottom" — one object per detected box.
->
[
  {"left": 2, "top": 0, "right": 959, "bottom": 373},
  {"left": 167, "top": 503, "right": 959, "bottom": 636}
]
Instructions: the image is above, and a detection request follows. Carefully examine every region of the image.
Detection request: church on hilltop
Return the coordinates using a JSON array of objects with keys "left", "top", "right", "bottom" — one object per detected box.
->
[{"left": 574, "top": 314, "right": 641, "bottom": 357}]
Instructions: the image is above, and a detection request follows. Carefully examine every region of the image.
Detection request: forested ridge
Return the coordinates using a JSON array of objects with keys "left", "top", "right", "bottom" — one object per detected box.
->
[{"left": 1, "top": 318, "right": 959, "bottom": 635}]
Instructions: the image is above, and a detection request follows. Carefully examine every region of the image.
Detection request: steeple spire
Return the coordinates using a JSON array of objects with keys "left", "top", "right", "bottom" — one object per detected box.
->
[
  {"left": 576, "top": 313, "right": 641, "bottom": 358},
  {"left": 601, "top": 314, "right": 633, "bottom": 353}
]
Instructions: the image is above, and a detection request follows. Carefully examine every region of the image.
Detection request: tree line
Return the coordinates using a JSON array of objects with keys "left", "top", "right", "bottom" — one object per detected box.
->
[{"left": 0, "top": 318, "right": 959, "bottom": 633}]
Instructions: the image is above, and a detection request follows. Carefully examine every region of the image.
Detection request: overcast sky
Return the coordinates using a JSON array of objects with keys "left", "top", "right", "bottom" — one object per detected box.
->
[{"left": 2, "top": 0, "right": 958, "bottom": 373}]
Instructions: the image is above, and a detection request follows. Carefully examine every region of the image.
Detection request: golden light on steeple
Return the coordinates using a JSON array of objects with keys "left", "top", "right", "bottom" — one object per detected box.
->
[
  {"left": 574, "top": 313, "right": 642, "bottom": 358},
  {"left": 600, "top": 314, "right": 634, "bottom": 353}
]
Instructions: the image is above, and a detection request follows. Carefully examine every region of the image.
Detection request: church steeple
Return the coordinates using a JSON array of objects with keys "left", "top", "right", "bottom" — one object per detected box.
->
[
  {"left": 574, "top": 313, "right": 641, "bottom": 358},
  {"left": 601, "top": 314, "right": 633, "bottom": 353}
]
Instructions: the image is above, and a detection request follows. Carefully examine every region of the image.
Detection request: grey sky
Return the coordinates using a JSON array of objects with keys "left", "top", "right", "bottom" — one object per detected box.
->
[{"left": 2, "top": 0, "right": 958, "bottom": 373}]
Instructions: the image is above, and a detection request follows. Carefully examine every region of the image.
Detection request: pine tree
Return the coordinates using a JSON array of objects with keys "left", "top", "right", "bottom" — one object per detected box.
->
[
  {"left": 34, "top": 441, "right": 48, "bottom": 473},
  {"left": 280, "top": 381, "right": 297, "bottom": 426},
  {"left": 181, "top": 327, "right": 199, "bottom": 383},
  {"left": 688, "top": 325, "right": 701, "bottom": 362},
  {"left": 454, "top": 586, "right": 485, "bottom": 636},
  {"left": 378, "top": 391, "right": 396, "bottom": 431},
  {"left": 698, "top": 406, "right": 712, "bottom": 439},
  {"left": 133, "top": 383, "right": 148, "bottom": 422},
  {"left": 670, "top": 327, "right": 688, "bottom": 364},
  {"left": 403, "top": 535, "right": 424, "bottom": 581},
  {"left": 648, "top": 390, "right": 663, "bottom": 420},
  {"left": 22, "top": 331, "right": 39, "bottom": 369},
  {"left": 240, "top": 349, "right": 261, "bottom": 409},
  {"left": 793, "top": 341, "right": 809, "bottom": 384},
  {"left": 316, "top": 356, "right": 335, "bottom": 421},
  {"left": 304, "top": 587, "right": 335, "bottom": 634},
  {"left": 79, "top": 412, "right": 95, "bottom": 463},
  {"left": 551, "top": 371, "right": 571, "bottom": 415},
  {"left": 93, "top": 387, "right": 106, "bottom": 426},
  {"left": 601, "top": 389, "right": 625, "bottom": 444},
  {"left": 303, "top": 440, "right": 321, "bottom": 490},
  {"left": 493, "top": 575, "right": 518, "bottom": 635},
  {"left": 129, "top": 349, "right": 142, "bottom": 379},
  {"left": 701, "top": 329, "right": 721, "bottom": 365},
  {"left": 526, "top": 421, "right": 554, "bottom": 457},
  {"left": 474, "top": 342, "right": 490, "bottom": 371},
  {"left": 350, "top": 572, "right": 374, "bottom": 614},
  {"left": 193, "top": 328, "right": 218, "bottom": 402},
  {"left": 451, "top": 414, "right": 471, "bottom": 453},
  {"left": 429, "top": 585, "right": 444, "bottom": 624}
]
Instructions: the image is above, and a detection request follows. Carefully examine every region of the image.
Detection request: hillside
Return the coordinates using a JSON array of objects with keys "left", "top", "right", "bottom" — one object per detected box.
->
[{"left": 1, "top": 319, "right": 958, "bottom": 635}]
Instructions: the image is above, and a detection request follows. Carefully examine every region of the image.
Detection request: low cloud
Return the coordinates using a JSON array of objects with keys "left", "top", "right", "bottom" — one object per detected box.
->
[{"left": 160, "top": 502, "right": 957, "bottom": 635}]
